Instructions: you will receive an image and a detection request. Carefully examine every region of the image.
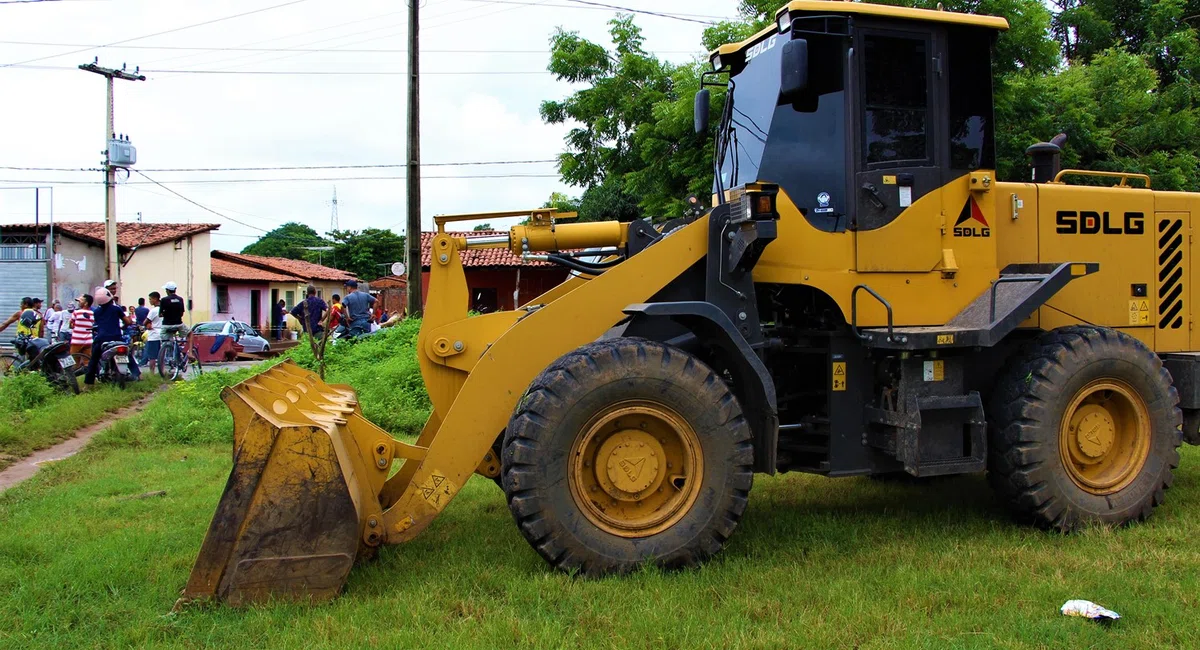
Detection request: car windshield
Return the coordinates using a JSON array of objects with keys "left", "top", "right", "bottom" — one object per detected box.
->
[{"left": 716, "top": 30, "right": 849, "bottom": 228}]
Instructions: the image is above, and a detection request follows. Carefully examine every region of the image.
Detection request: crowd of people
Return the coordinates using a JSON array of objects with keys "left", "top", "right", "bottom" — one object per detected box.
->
[
  {"left": 271, "top": 280, "right": 395, "bottom": 341},
  {"left": 0, "top": 279, "right": 189, "bottom": 387}
]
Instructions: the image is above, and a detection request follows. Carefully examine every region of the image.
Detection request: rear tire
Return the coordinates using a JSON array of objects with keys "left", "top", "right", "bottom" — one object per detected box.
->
[
  {"left": 502, "top": 338, "right": 754, "bottom": 576},
  {"left": 70, "top": 351, "right": 89, "bottom": 377},
  {"left": 0, "top": 354, "right": 20, "bottom": 377},
  {"left": 49, "top": 361, "right": 79, "bottom": 394},
  {"left": 988, "top": 326, "right": 1181, "bottom": 531}
]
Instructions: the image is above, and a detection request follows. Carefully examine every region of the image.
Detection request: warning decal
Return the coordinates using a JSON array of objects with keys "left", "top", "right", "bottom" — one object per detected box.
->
[
  {"left": 1128, "top": 299, "right": 1151, "bottom": 326},
  {"left": 832, "top": 362, "right": 846, "bottom": 392},
  {"left": 923, "top": 360, "right": 945, "bottom": 382}
]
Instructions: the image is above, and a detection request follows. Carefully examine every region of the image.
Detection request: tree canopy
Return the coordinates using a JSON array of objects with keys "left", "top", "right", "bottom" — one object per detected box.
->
[
  {"left": 326, "top": 228, "right": 406, "bottom": 281},
  {"left": 240, "top": 222, "right": 327, "bottom": 259},
  {"left": 240, "top": 222, "right": 406, "bottom": 280},
  {"left": 540, "top": 0, "right": 1200, "bottom": 218}
]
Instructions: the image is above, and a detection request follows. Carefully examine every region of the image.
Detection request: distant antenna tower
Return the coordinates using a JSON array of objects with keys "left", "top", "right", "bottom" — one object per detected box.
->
[{"left": 329, "top": 186, "right": 339, "bottom": 231}]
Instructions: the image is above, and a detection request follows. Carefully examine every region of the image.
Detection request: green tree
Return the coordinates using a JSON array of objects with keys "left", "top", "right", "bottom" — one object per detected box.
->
[
  {"left": 327, "top": 228, "right": 406, "bottom": 280},
  {"left": 240, "top": 222, "right": 328, "bottom": 260},
  {"left": 472, "top": 223, "right": 495, "bottom": 231}
]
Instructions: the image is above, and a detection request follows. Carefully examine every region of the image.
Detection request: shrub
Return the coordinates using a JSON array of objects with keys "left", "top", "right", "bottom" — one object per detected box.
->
[
  {"left": 0, "top": 372, "right": 56, "bottom": 413},
  {"left": 285, "top": 320, "right": 431, "bottom": 436}
]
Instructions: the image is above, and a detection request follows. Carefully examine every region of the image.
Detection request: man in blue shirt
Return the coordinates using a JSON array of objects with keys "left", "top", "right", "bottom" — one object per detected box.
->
[
  {"left": 84, "top": 287, "right": 137, "bottom": 385},
  {"left": 289, "top": 285, "right": 327, "bottom": 337},
  {"left": 341, "top": 280, "right": 375, "bottom": 338}
]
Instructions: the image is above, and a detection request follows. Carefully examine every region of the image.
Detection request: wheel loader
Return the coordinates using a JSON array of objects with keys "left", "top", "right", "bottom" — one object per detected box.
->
[{"left": 179, "top": 0, "right": 1200, "bottom": 607}]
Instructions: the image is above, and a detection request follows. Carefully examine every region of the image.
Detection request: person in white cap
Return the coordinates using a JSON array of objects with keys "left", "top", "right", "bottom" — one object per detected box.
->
[{"left": 158, "top": 281, "right": 189, "bottom": 339}]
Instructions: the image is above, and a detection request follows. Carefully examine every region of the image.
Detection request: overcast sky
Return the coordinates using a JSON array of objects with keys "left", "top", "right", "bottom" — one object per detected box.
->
[{"left": 0, "top": 0, "right": 738, "bottom": 252}]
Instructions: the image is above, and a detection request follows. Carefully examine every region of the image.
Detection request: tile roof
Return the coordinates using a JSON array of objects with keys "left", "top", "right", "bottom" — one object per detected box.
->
[
  {"left": 421, "top": 231, "right": 557, "bottom": 269},
  {"left": 211, "top": 257, "right": 303, "bottom": 283},
  {"left": 2, "top": 221, "right": 219, "bottom": 249},
  {"left": 369, "top": 275, "right": 408, "bottom": 287},
  {"left": 211, "top": 250, "right": 358, "bottom": 282}
]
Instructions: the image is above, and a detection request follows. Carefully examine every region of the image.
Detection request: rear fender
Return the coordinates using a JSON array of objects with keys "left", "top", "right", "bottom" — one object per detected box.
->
[{"left": 623, "top": 301, "right": 778, "bottom": 474}]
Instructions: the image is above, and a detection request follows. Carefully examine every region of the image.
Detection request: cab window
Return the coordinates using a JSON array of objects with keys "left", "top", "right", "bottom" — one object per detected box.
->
[{"left": 862, "top": 33, "right": 930, "bottom": 166}]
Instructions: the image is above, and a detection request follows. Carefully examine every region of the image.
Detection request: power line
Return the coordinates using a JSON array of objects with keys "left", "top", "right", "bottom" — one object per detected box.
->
[
  {"left": 0, "top": 40, "right": 700, "bottom": 55},
  {"left": 460, "top": 0, "right": 720, "bottom": 23},
  {"left": 0, "top": 0, "right": 312, "bottom": 68},
  {"left": 10, "top": 64, "right": 550, "bottom": 75},
  {"left": 0, "top": 173, "right": 563, "bottom": 185},
  {"left": 131, "top": 170, "right": 269, "bottom": 232},
  {"left": 0, "top": 159, "right": 557, "bottom": 172}
]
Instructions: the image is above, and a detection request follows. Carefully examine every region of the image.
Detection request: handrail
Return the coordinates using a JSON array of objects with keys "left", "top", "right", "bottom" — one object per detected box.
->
[
  {"left": 989, "top": 275, "right": 1041, "bottom": 322},
  {"left": 1052, "top": 169, "right": 1151, "bottom": 188},
  {"left": 850, "top": 284, "right": 894, "bottom": 342}
]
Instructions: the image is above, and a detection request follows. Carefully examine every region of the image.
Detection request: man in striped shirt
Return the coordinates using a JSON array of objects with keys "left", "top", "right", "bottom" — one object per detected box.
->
[{"left": 69, "top": 294, "right": 95, "bottom": 357}]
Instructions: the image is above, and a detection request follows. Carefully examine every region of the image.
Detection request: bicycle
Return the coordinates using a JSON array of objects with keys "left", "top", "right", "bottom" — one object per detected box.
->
[{"left": 158, "top": 328, "right": 203, "bottom": 381}]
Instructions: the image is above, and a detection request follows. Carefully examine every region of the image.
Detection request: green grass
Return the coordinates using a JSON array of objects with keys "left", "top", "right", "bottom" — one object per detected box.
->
[
  {"left": 2, "top": 328, "right": 1199, "bottom": 648},
  {"left": 1, "top": 437, "right": 1198, "bottom": 649},
  {"left": 0, "top": 372, "right": 163, "bottom": 470}
]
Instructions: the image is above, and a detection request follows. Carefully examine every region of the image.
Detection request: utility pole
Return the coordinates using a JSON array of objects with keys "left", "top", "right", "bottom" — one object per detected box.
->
[
  {"left": 79, "top": 59, "right": 144, "bottom": 287},
  {"left": 404, "top": 0, "right": 422, "bottom": 317}
]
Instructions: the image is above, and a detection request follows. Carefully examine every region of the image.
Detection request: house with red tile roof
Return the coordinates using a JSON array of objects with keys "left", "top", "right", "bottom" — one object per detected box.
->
[
  {"left": 416, "top": 231, "right": 568, "bottom": 313},
  {"left": 210, "top": 250, "right": 358, "bottom": 333},
  {"left": 0, "top": 222, "right": 218, "bottom": 343}
]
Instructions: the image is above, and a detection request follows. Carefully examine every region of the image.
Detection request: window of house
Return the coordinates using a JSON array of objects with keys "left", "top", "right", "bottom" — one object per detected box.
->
[
  {"left": 216, "top": 285, "right": 230, "bottom": 313},
  {"left": 285, "top": 290, "right": 295, "bottom": 307},
  {"left": 862, "top": 34, "right": 930, "bottom": 166}
]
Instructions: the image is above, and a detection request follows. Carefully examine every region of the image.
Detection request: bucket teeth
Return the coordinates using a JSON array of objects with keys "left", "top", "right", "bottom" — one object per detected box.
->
[{"left": 177, "top": 361, "right": 387, "bottom": 608}]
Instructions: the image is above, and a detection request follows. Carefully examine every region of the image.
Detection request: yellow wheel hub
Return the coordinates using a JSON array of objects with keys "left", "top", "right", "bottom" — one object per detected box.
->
[
  {"left": 569, "top": 401, "right": 703, "bottom": 538},
  {"left": 1059, "top": 379, "right": 1151, "bottom": 495}
]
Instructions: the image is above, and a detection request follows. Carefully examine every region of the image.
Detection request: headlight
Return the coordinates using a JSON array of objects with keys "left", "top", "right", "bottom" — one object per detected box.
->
[
  {"left": 777, "top": 13, "right": 791, "bottom": 33},
  {"left": 711, "top": 54, "right": 722, "bottom": 70}
]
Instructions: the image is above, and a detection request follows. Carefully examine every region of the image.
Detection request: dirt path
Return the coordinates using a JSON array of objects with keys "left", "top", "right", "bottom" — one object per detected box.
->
[{"left": 0, "top": 388, "right": 165, "bottom": 492}]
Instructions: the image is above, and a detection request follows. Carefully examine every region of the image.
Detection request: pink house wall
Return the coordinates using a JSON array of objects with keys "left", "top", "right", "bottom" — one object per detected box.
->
[{"left": 211, "top": 282, "right": 269, "bottom": 327}]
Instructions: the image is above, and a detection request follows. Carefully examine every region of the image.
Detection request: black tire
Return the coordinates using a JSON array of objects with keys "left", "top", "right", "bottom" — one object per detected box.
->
[
  {"left": 189, "top": 345, "right": 204, "bottom": 378},
  {"left": 502, "top": 338, "right": 754, "bottom": 576},
  {"left": 988, "top": 326, "right": 1181, "bottom": 531},
  {"left": 70, "top": 351, "right": 89, "bottom": 377},
  {"left": 157, "top": 341, "right": 174, "bottom": 379},
  {"left": 48, "top": 360, "right": 80, "bottom": 395},
  {"left": 0, "top": 354, "right": 20, "bottom": 377}
]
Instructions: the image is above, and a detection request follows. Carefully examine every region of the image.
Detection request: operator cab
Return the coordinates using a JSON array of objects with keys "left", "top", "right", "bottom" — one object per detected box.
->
[{"left": 698, "top": 1, "right": 1007, "bottom": 233}]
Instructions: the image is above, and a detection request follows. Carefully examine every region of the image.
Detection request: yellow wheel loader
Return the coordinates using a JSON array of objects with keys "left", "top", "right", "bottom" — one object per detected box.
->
[{"left": 179, "top": 0, "right": 1199, "bottom": 606}]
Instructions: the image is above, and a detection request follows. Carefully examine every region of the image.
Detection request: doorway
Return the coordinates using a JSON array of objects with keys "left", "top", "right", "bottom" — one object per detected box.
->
[{"left": 250, "top": 290, "right": 262, "bottom": 333}]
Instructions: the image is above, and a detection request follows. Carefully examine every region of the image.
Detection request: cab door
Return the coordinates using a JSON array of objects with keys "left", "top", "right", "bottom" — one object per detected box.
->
[{"left": 853, "top": 26, "right": 944, "bottom": 271}]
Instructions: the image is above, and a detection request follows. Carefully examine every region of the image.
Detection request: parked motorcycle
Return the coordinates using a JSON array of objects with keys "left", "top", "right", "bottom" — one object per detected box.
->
[
  {"left": 94, "top": 338, "right": 136, "bottom": 389},
  {"left": 8, "top": 334, "right": 80, "bottom": 394}
]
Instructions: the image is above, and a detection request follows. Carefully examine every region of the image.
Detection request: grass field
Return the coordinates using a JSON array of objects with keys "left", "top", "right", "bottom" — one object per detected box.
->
[
  {"left": 0, "top": 371, "right": 163, "bottom": 471},
  {"left": 2, "top": 326, "right": 1199, "bottom": 648}
]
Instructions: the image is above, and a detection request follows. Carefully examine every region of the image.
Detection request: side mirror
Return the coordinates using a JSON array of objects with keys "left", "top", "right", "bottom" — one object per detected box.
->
[
  {"left": 693, "top": 88, "right": 710, "bottom": 135},
  {"left": 780, "top": 38, "right": 809, "bottom": 99}
]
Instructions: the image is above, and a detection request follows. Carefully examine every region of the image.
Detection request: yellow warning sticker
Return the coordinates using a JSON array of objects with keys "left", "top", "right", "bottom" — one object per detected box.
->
[
  {"left": 923, "top": 360, "right": 945, "bottom": 382},
  {"left": 832, "top": 362, "right": 846, "bottom": 392},
  {"left": 1128, "top": 299, "right": 1151, "bottom": 326},
  {"left": 882, "top": 175, "right": 897, "bottom": 185},
  {"left": 936, "top": 334, "right": 955, "bottom": 345}
]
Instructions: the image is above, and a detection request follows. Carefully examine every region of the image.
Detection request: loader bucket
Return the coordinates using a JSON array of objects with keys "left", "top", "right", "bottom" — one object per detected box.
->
[{"left": 176, "top": 361, "right": 396, "bottom": 608}]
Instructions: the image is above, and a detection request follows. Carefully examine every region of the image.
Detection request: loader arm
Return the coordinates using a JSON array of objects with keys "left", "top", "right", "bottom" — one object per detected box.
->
[{"left": 380, "top": 216, "right": 710, "bottom": 542}]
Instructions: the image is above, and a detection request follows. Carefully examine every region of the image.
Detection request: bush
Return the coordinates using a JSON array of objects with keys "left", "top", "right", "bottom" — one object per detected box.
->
[
  {"left": 0, "top": 372, "right": 56, "bottom": 413},
  {"left": 286, "top": 319, "right": 431, "bottom": 436},
  {"left": 139, "top": 367, "right": 257, "bottom": 445}
]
